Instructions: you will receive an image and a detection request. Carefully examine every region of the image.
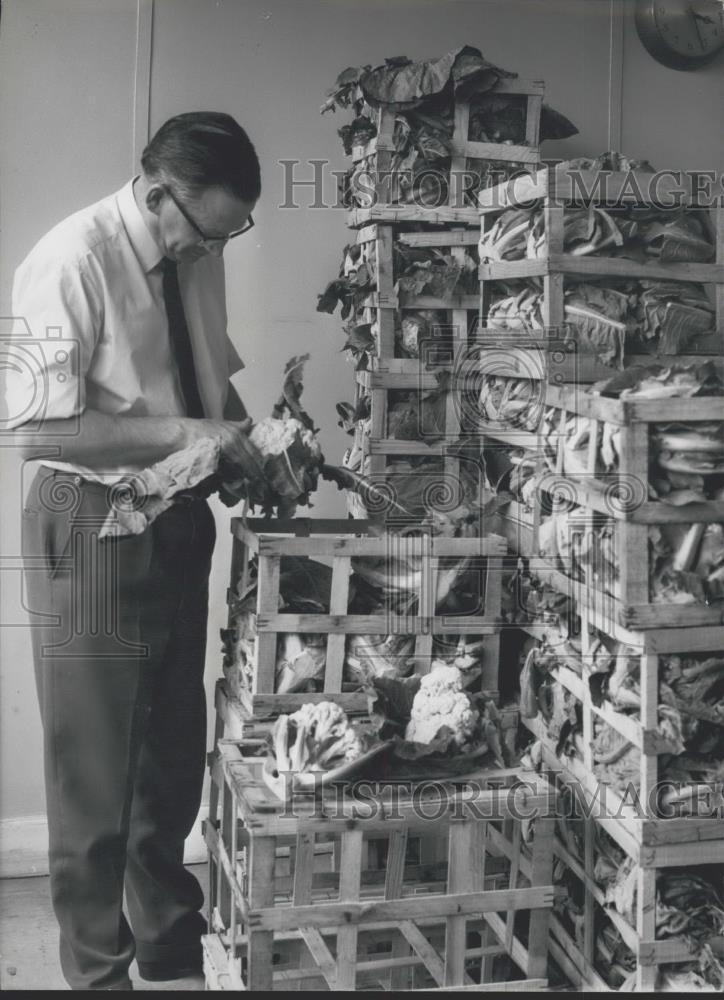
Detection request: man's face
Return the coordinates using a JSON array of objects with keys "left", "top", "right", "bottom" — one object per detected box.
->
[{"left": 156, "top": 185, "right": 255, "bottom": 263}]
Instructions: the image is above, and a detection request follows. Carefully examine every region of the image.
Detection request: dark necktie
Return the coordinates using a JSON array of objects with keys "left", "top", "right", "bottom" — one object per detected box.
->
[{"left": 161, "top": 258, "right": 205, "bottom": 418}]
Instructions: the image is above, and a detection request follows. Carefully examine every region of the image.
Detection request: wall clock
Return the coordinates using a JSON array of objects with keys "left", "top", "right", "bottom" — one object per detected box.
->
[{"left": 635, "top": 0, "right": 724, "bottom": 69}]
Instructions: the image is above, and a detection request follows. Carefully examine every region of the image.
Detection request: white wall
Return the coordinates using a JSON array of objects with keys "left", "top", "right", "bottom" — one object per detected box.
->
[
  {"left": 0, "top": 0, "right": 140, "bottom": 829},
  {"left": 1, "top": 0, "right": 722, "bottom": 846}
]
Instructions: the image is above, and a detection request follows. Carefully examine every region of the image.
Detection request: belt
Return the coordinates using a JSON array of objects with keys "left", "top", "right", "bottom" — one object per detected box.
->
[{"left": 43, "top": 467, "right": 110, "bottom": 496}]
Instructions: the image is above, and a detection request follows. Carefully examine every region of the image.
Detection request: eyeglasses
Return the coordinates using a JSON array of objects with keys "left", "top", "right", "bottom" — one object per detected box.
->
[{"left": 164, "top": 185, "right": 254, "bottom": 248}]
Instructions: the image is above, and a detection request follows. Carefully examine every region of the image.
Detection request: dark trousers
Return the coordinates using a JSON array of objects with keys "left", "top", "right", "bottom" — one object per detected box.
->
[{"left": 22, "top": 466, "right": 216, "bottom": 990}]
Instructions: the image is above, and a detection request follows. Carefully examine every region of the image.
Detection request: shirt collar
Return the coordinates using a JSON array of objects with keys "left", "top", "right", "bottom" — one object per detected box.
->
[{"left": 116, "top": 177, "right": 163, "bottom": 274}]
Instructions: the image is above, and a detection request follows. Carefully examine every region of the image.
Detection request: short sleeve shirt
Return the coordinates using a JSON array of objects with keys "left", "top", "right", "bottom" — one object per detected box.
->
[{"left": 4, "top": 178, "right": 244, "bottom": 479}]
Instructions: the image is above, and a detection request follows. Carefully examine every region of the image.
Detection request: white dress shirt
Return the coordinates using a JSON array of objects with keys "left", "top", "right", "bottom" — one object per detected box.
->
[{"left": 4, "top": 178, "right": 243, "bottom": 479}]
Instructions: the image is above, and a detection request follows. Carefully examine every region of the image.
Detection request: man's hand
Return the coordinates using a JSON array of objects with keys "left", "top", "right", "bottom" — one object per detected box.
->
[{"left": 187, "top": 416, "right": 264, "bottom": 483}]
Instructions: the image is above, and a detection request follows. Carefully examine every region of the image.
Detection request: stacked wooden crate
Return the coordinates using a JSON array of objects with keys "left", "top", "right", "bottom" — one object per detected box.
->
[
  {"left": 203, "top": 739, "right": 558, "bottom": 991},
  {"left": 475, "top": 163, "right": 724, "bottom": 990},
  {"left": 475, "top": 161, "right": 724, "bottom": 559},
  {"left": 340, "top": 80, "right": 547, "bottom": 514},
  {"left": 219, "top": 517, "right": 506, "bottom": 719},
  {"left": 204, "top": 518, "right": 564, "bottom": 989}
]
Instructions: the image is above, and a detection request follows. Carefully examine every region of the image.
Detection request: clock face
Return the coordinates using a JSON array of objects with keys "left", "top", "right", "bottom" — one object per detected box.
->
[{"left": 636, "top": 0, "right": 724, "bottom": 69}]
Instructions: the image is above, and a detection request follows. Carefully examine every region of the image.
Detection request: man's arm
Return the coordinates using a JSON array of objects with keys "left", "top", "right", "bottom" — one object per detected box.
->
[
  {"left": 15, "top": 408, "right": 264, "bottom": 479},
  {"left": 16, "top": 409, "right": 191, "bottom": 466}
]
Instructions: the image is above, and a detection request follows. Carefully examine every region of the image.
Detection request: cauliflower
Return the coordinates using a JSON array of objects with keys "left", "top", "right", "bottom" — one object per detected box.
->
[
  {"left": 250, "top": 417, "right": 323, "bottom": 460},
  {"left": 404, "top": 664, "right": 479, "bottom": 749},
  {"left": 273, "top": 701, "right": 365, "bottom": 773}
]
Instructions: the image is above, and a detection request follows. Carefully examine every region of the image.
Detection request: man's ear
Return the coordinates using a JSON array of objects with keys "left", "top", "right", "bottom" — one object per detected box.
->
[{"left": 146, "top": 184, "right": 165, "bottom": 216}]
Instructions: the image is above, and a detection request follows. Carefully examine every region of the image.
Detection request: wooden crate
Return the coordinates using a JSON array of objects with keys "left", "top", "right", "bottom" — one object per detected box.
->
[
  {"left": 538, "top": 381, "right": 724, "bottom": 524},
  {"left": 353, "top": 222, "right": 480, "bottom": 365},
  {"left": 506, "top": 384, "right": 724, "bottom": 630},
  {"left": 477, "top": 161, "right": 724, "bottom": 382},
  {"left": 348, "top": 223, "right": 480, "bottom": 483},
  {"left": 546, "top": 817, "right": 724, "bottom": 991},
  {"left": 528, "top": 516, "right": 724, "bottom": 630},
  {"left": 518, "top": 386, "right": 724, "bottom": 624},
  {"left": 521, "top": 609, "right": 724, "bottom": 828},
  {"left": 455, "top": 367, "right": 724, "bottom": 558},
  {"left": 203, "top": 739, "right": 557, "bottom": 991},
  {"left": 346, "top": 78, "right": 545, "bottom": 226},
  {"left": 223, "top": 518, "right": 506, "bottom": 718}
]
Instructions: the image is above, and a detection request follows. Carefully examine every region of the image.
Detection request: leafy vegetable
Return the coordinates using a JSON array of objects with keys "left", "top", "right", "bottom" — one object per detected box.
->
[{"left": 324, "top": 48, "right": 577, "bottom": 209}]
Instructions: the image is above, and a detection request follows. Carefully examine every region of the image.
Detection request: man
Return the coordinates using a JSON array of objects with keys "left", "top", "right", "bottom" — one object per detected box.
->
[{"left": 7, "top": 112, "right": 262, "bottom": 990}]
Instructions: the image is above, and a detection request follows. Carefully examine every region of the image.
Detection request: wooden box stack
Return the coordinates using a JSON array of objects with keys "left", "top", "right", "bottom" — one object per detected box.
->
[
  {"left": 478, "top": 163, "right": 724, "bottom": 382},
  {"left": 476, "top": 164, "right": 724, "bottom": 989},
  {"left": 203, "top": 740, "right": 558, "bottom": 991},
  {"left": 219, "top": 517, "right": 506, "bottom": 719},
  {"left": 340, "top": 79, "right": 547, "bottom": 506}
]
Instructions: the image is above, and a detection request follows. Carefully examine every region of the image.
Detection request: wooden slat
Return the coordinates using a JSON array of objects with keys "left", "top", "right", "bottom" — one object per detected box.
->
[
  {"left": 396, "top": 229, "right": 479, "bottom": 247},
  {"left": 455, "top": 139, "right": 539, "bottom": 164},
  {"left": 525, "top": 94, "right": 543, "bottom": 147},
  {"left": 503, "top": 822, "right": 522, "bottom": 957},
  {"left": 335, "top": 829, "right": 364, "bottom": 990},
  {"left": 636, "top": 866, "right": 658, "bottom": 990},
  {"left": 583, "top": 817, "right": 595, "bottom": 967},
  {"left": 526, "top": 818, "right": 555, "bottom": 980},
  {"left": 386, "top": 829, "right": 411, "bottom": 990},
  {"left": 232, "top": 517, "right": 375, "bottom": 539},
  {"left": 202, "top": 932, "right": 244, "bottom": 991},
  {"left": 375, "top": 225, "right": 398, "bottom": 339},
  {"left": 299, "top": 927, "right": 338, "bottom": 988},
  {"left": 421, "top": 979, "right": 548, "bottom": 992},
  {"left": 622, "top": 601, "right": 724, "bottom": 629},
  {"left": 251, "top": 886, "right": 554, "bottom": 932},
  {"left": 290, "top": 830, "right": 319, "bottom": 990},
  {"left": 400, "top": 919, "right": 446, "bottom": 988},
  {"left": 481, "top": 911, "right": 532, "bottom": 980},
  {"left": 544, "top": 383, "right": 724, "bottom": 423},
  {"left": 493, "top": 77, "right": 546, "bottom": 96},
  {"left": 480, "top": 254, "right": 724, "bottom": 283},
  {"left": 449, "top": 101, "right": 471, "bottom": 210},
  {"left": 348, "top": 205, "right": 480, "bottom": 228},
  {"left": 363, "top": 291, "right": 480, "bottom": 310},
  {"left": 323, "top": 555, "right": 351, "bottom": 693},
  {"left": 414, "top": 541, "right": 437, "bottom": 669},
  {"left": 254, "top": 555, "right": 281, "bottom": 696},
  {"left": 549, "top": 916, "right": 610, "bottom": 991},
  {"left": 256, "top": 613, "right": 502, "bottom": 635},
  {"left": 255, "top": 533, "right": 507, "bottom": 557},
  {"left": 715, "top": 204, "right": 724, "bottom": 331},
  {"left": 246, "top": 835, "right": 276, "bottom": 990},
  {"left": 445, "top": 821, "right": 476, "bottom": 986},
  {"left": 639, "top": 936, "right": 708, "bottom": 966}
]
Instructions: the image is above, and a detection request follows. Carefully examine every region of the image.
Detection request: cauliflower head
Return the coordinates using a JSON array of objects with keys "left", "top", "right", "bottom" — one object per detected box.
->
[
  {"left": 250, "top": 417, "right": 322, "bottom": 459},
  {"left": 286, "top": 701, "right": 365, "bottom": 770},
  {"left": 404, "top": 664, "right": 479, "bottom": 749}
]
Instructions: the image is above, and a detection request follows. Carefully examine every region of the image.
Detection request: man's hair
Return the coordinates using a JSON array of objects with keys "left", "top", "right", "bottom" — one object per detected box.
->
[{"left": 141, "top": 112, "right": 261, "bottom": 203}]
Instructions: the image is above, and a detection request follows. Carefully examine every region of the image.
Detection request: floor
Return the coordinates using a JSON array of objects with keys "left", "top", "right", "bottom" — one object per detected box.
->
[{"left": 0, "top": 865, "right": 209, "bottom": 991}]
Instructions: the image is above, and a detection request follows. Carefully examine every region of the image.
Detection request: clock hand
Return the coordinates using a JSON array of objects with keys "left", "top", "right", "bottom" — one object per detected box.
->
[{"left": 689, "top": 1, "right": 708, "bottom": 50}]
